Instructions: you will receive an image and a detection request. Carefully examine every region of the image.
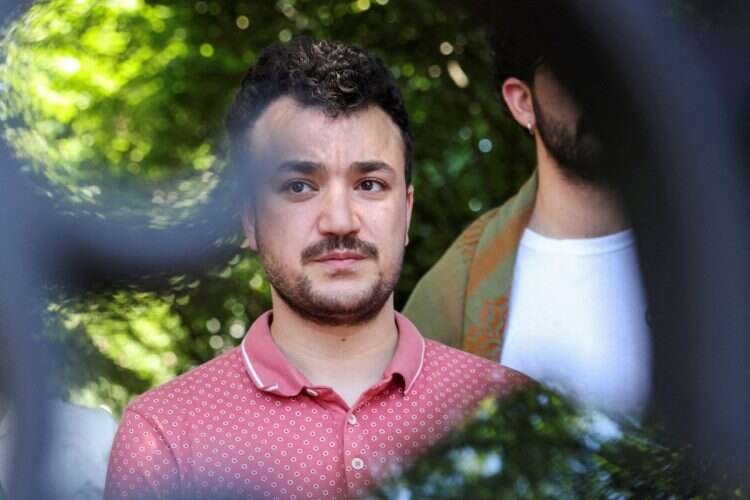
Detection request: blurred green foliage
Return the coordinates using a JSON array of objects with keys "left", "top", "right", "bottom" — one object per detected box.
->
[
  {"left": 0, "top": 0, "right": 533, "bottom": 415},
  {"left": 372, "top": 386, "right": 745, "bottom": 499}
]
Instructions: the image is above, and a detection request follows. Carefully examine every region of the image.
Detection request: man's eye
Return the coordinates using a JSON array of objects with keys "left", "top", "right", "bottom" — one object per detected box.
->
[
  {"left": 285, "top": 181, "right": 313, "bottom": 194},
  {"left": 358, "top": 179, "right": 384, "bottom": 192}
]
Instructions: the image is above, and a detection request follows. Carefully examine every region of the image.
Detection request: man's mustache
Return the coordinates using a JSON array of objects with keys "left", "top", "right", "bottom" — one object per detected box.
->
[{"left": 301, "top": 235, "right": 379, "bottom": 263}]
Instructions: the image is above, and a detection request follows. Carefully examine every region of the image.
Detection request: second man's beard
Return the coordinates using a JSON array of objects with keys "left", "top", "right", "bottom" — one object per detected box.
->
[{"left": 533, "top": 96, "right": 611, "bottom": 187}]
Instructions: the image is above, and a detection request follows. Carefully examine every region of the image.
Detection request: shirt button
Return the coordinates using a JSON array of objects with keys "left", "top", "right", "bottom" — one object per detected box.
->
[
  {"left": 347, "top": 414, "right": 358, "bottom": 426},
  {"left": 351, "top": 458, "right": 365, "bottom": 470}
]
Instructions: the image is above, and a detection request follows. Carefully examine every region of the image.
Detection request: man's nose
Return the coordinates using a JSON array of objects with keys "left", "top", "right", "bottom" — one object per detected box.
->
[{"left": 317, "top": 184, "right": 361, "bottom": 236}]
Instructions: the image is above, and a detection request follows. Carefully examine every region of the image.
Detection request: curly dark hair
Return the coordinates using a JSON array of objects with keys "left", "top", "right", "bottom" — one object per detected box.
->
[{"left": 226, "top": 37, "right": 413, "bottom": 184}]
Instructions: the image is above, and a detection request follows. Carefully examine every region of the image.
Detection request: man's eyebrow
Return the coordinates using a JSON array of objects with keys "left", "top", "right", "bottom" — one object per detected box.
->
[
  {"left": 275, "top": 160, "right": 323, "bottom": 175},
  {"left": 350, "top": 161, "right": 396, "bottom": 176}
]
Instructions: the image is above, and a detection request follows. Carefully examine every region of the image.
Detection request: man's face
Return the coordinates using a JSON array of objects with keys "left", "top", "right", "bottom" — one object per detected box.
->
[
  {"left": 243, "top": 97, "right": 413, "bottom": 326},
  {"left": 532, "top": 66, "right": 606, "bottom": 185}
]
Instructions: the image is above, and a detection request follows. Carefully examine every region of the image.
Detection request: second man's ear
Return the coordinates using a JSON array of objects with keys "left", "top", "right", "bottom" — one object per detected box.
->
[{"left": 501, "top": 77, "right": 536, "bottom": 131}]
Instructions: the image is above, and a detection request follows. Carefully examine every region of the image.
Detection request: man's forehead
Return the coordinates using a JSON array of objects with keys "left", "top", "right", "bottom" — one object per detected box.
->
[{"left": 247, "top": 96, "right": 404, "bottom": 166}]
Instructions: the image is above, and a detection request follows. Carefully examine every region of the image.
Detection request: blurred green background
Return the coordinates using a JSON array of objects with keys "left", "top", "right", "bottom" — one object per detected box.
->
[{"left": 0, "top": 0, "right": 534, "bottom": 415}]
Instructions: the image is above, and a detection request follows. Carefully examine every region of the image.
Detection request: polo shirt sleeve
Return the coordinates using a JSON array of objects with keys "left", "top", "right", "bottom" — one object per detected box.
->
[{"left": 105, "top": 408, "right": 181, "bottom": 500}]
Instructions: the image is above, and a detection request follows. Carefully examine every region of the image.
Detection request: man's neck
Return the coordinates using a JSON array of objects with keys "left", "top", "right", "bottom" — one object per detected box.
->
[
  {"left": 269, "top": 295, "right": 399, "bottom": 408},
  {"left": 527, "top": 144, "right": 630, "bottom": 239}
]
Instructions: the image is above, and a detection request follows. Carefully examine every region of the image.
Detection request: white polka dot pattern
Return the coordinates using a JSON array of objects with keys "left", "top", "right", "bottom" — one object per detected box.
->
[{"left": 105, "top": 339, "right": 528, "bottom": 499}]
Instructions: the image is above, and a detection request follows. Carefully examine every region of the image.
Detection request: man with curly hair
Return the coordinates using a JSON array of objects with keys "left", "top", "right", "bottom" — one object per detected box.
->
[{"left": 104, "top": 37, "right": 528, "bottom": 500}]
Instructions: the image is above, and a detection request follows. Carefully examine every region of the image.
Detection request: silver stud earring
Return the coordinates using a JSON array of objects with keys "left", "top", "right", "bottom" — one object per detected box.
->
[{"left": 527, "top": 122, "right": 535, "bottom": 137}]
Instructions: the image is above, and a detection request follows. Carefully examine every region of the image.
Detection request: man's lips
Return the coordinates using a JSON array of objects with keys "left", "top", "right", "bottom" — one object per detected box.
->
[{"left": 311, "top": 251, "right": 367, "bottom": 263}]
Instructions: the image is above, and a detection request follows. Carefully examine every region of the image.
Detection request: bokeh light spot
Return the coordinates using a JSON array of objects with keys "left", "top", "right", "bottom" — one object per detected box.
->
[
  {"left": 230, "top": 322, "right": 246, "bottom": 339},
  {"left": 194, "top": 1, "right": 208, "bottom": 14},
  {"left": 236, "top": 15, "right": 250, "bottom": 30},
  {"left": 55, "top": 56, "right": 81, "bottom": 74},
  {"left": 439, "top": 41, "right": 454, "bottom": 55},
  {"left": 209, "top": 335, "right": 224, "bottom": 350},
  {"left": 199, "top": 43, "right": 214, "bottom": 57},
  {"left": 206, "top": 317, "right": 221, "bottom": 333},
  {"left": 447, "top": 60, "right": 469, "bottom": 88},
  {"left": 353, "top": 0, "right": 371, "bottom": 12}
]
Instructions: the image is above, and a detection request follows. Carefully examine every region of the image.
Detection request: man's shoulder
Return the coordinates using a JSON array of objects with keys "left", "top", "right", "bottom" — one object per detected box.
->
[
  {"left": 454, "top": 206, "right": 503, "bottom": 259},
  {"left": 422, "top": 339, "right": 531, "bottom": 390},
  {"left": 456, "top": 174, "right": 537, "bottom": 258},
  {"left": 401, "top": 198, "right": 514, "bottom": 348},
  {"left": 404, "top": 173, "right": 535, "bottom": 297},
  {"left": 126, "top": 347, "right": 248, "bottom": 417}
]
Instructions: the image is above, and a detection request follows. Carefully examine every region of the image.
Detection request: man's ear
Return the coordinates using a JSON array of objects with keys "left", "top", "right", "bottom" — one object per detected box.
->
[
  {"left": 241, "top": 204, "right": 258, "bottom": 252},
  {"left": 405, "top": 185, "right": 414, "bottom": 246},
  {"left": 501, "top": 77, "right": 536, "bottom": 132}
]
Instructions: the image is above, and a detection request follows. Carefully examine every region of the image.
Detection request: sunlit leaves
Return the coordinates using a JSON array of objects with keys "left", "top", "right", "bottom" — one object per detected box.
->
[
  {"left": 58, "top": 291, "right": 188, "bottom": 385},
  {"left": 0, "top": 0, "right": 218, "bottom": 213}
]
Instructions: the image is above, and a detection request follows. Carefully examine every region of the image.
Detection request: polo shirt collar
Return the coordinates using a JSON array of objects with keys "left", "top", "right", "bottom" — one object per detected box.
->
[
  {"left": 383, "top": 313, "right": 426, "bottom": 394},
  {"left": 240, "top": 311, "right": 426, "bottom": 397}
]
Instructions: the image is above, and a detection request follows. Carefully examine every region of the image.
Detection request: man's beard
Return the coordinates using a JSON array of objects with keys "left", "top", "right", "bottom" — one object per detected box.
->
[
  {"left": 258, "top": 234, "right": 403, "bottom": 327},
  {"left": 533, "top": 96, "right": 610, "bottom": 187}
]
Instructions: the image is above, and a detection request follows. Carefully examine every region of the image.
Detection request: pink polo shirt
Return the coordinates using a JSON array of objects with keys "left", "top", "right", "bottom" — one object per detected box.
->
[{"left": 105, "top": 312, "right": 529, "bottom": 499}]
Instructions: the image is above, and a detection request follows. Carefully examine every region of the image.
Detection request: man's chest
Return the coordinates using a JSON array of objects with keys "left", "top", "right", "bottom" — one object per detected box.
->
[
  {"left": 172, "top": 387, "right": 462, "bottom": 499},
  {"left": 501, "top": 243, "right": 651, "bottom": 413}
]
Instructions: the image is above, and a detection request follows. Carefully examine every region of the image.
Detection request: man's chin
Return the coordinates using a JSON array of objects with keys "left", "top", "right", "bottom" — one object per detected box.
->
[
  {"left": 308, "top": 292, "right": 382, "bottom": 313},
  {"left": 266, "top": 265, "right": 401, "bottom": 326},
  {"left": 309, "top": 274, "right": 366, "bottom": 289},
  {"left": 277, "top": 283, "right": 393, "bottom": 326},
  {"left": 286, "top": 297, "right": 387, "bottom": 326}
]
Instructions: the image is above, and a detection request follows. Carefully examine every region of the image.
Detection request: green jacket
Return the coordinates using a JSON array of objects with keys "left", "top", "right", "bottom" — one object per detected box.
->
[{"left": 403, "top": 173, "right": 537, "bottom": 361}]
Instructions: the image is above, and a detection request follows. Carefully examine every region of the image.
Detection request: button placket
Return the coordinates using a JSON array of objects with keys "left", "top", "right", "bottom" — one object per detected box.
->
[{"left": 343, "top": 407, "right": 373, "bottom": 496}]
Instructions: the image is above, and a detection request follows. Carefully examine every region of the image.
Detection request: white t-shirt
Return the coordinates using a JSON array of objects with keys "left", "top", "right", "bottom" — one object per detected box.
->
[
  {"left": 500, "top": 228, "right": 652, "bottom": 416},
  {"left": 0, "top": 400, "right": 118, "bottom": 499}
]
